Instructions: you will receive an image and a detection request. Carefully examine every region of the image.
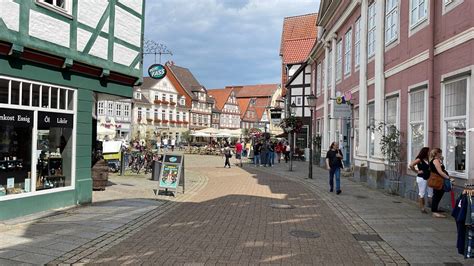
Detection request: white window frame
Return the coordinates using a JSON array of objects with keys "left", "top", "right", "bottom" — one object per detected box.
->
[
  {"left": 407, "top": 87, "right": 428, "bottom": 163},
  {"left": 316, "top": 63, "right": 322, "bottom": 96},
  {"left": 0, "top": 75, "right": 77, "bottom": 202},
  {"left": 124, "top": 104, "right": 130, "bottom": 119},
  {"left": 107, "top": 102, "right": 113, "bottom": 116},
  {"left": 98, "top": 101, "right": 104, "bottom": 116},
  {"left": 441, "top": 75, "right": 470, "bottom": 178},
  {"left": 409, "top": 0, "right": 428, "bottom": 30},
  {"left": 368, "top": 2, "right": 376, "bottom": 58},
  {"left": 328, "top": 50, "right": 332, "bottom": 87},
  {"left": 344, "top": 29, "right": 352, "bottom": 76},
  {"left": 385, "top": 95, "right": 399, "bottom": 130},
  {"left": 385, "top": 0, "right": 399, "bottom": 45},
  {"left": 442, "top": 0, "right": 463, "bottom": 15},
  {"left": 115, "top": 103, "right": 122, "bottom": 117},
  {"left": 354, "top": 18, "right": 361, "bottom": 68},
  {"left": 36, "top": 0, "right": 72, "bottom": 17},
  {"left": 336, "top": 40, "right": 343, "bottom": 82},
  {"left": 367, "top": 102, "right": 375, "bottom": 158}
]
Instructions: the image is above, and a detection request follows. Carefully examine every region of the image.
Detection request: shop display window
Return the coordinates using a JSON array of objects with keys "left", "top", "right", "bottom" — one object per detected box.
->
[
  {"left": 0, "top": 109, "right": 33, "bottom": 196},
  {"left": 36, "top": 112, "right": 74, "bottom": 190},
  {"left": 0, "top": 76, "right": 76, "bottom": 199}
]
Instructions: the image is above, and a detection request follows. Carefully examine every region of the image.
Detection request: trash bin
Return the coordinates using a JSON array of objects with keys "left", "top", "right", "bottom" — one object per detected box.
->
[{"left": 152, "top": 161, "right": 162, "bottom": 181}]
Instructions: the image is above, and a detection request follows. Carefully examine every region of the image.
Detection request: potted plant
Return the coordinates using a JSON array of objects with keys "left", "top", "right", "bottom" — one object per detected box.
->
[
  {"left": 162, "top": 100, "right": 169, "bottom": 105},
  {"left": 154, "top": 99, "right": 162, "bottom": 104},
  {"left": 170, "top": 102, "right": 176, "bottom": 106},
  {"left": 376, "top": 122, "right": 403, "bottom": 194}
]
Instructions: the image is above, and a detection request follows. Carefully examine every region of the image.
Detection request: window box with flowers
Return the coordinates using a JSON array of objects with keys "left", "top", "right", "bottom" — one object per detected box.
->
[
  {"left": 154, "top": 100, "right": 162, "bottom": 104},
  {"left": 137, "top": 118, "right": 142, "bottom": 123},
  {"left": 146, "top": 118, "right": 153, "bottom": 123},
  {"left": 170, "top": 102, "right": 176, "bottom": 106},
  {"left": 161, "top": 100, "right": 169, "bottom": 105},
  {"left": 162, "top": 119, "right": 169, "bottom": 123},
  {"left": 154, "top": 119, "right": 161, "bottom": 123},
  {"left": 183, "top": 121, "right": 189, "bottom": 125}
]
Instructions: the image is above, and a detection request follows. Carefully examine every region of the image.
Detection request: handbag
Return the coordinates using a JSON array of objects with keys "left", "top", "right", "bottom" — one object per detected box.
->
[
  {"left": 427, "top": 172, "right": 444, "bottom": 190},
  {"left": 443, "top": 178, "right": 452, "bottom": 192}
]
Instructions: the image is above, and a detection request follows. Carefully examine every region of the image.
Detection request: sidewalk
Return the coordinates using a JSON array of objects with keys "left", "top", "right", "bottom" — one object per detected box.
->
[
  {"left": 0, "top": 167, "right": 208, "bottom": 265},
  {"left": 255, "top": 158, "right": 464, "bottom": 264}
]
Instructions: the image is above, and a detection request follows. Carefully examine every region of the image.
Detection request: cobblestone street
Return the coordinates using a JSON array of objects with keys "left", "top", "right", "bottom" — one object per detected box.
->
[{"left": 0, "top": 155, "right": 466, "bottom": 265}]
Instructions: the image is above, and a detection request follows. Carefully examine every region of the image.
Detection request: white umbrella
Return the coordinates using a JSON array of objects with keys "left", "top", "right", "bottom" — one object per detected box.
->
[{"left": 191, "top": 132, "right": 211, "bottom": 137}]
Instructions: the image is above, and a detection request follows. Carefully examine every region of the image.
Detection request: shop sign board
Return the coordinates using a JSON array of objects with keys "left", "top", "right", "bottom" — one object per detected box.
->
[
  {"left": 148, "top": 64, "right": 167, "bottom": 79},
  {"left": 333, "top": 104, "right": 351, "bottom": 119},
  {"left": 38, "top": 112, "right": 74, "bottom": 129},
  {"left": 0, "top": 108, "right": 33, "bottom": 127},
  {"left": 158, "top": 154, "right": 185, "bottom": 193}
]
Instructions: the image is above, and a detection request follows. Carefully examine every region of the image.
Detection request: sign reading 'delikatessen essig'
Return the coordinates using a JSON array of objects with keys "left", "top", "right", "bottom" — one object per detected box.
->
[
  {"left": 38, "top": 112, "right": 73, "bottom": 129},
  {"left": 0, "top": 108, "right": 33, "bottom": 127}
]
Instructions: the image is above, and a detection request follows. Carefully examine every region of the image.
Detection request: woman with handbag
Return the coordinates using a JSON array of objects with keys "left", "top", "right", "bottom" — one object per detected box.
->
[
  {"left": 429, "top": 148, "right": 450, "bottom": 218},
  {"left": 409, "top": 147, "right": 432, "bottom": 213}
]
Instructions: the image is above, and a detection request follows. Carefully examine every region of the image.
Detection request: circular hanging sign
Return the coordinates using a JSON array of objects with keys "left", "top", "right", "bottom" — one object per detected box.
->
[{"left": 148, "top": 64, "right": 167, "bottom": 79}]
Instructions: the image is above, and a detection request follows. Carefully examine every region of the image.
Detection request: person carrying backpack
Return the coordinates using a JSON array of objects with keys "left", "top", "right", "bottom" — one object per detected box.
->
[{"left": 224, "top": 145, "right": 232, "bottom": 168}]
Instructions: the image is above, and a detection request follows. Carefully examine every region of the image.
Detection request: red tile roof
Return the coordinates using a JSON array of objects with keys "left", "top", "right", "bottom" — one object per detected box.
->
[
  {"left": 232, "top": 84, "right": 279, "bottom": 98},
  {"left": 280, "top": 13, "right": 318, "bottom": 64},
  {"left": 207, "top": 88, "right": 233, "bottom": 111},
  {"left": 237, "top": 98, "right": 251, "bottom": 119},
  {"left": 255, "top": 97, "right": 272, "bottom": 120}
]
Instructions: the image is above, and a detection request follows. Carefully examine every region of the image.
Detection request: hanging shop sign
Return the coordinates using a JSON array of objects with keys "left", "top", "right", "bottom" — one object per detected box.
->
[
  {"left": 158, "top": 154, "right": 185, "bottom": 194},
  {"left": 333, "top": 103, "right": 352, "bottom": 118},
  {"left": 148, "top": 64, "right": 167, "bottom": 79},
  {"left": 0, "top": 108, "right": 33, "bottom": 127},
  {"left": 38, "top": 112, "right": 74, "bottom": 129}
]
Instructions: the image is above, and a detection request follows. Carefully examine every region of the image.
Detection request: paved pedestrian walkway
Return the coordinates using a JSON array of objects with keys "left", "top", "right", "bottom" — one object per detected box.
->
[
  {"left": 90, "top": 155, "right": 372, "bottom": 265},
  {"left": 255, "top": 158, "right": 465, "bottom": 265},
  {"left": 0, "top": 155, "right": 468, "bottom": 265}
]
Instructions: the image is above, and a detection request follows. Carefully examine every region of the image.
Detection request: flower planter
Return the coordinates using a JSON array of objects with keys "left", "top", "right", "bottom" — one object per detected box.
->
[
  {"left": 154, "top": 100, "right": 162, "bottom": 104},
  {"left": 161, "top": 101, "right": 169, "bottom": 105}
]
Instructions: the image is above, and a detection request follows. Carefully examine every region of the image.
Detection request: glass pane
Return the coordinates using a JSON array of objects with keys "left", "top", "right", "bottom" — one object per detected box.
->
[
  {"left": 445, "top": 120, "right": 466, "bottom": 173},
  {"left": 11, "top": 81, "right": 20, "bottom": 105},
  {"left": 59, "top": 89, "right": 66, "bottom": 110},
  {"left": 22, "top": 83, "right": 31, "bottom": 106},
  {"left": 50, "top": 87, "right": 58, "bottom": 109},
  {"left": 32, "top": 84, "right": 40, "bottom": 107},
  {"left": 0, "top": 108, "right": 33, "bottom": 196},
  {"left": 37, "top": 112, "right": 74, "bottom": 190},
  {"left": 67, "top": 90, "right": 74, "bottom": 110},
  {"left": 410, "top": 123, "right": 424, "bottom": 161},
  {"left": 42, "top": 86, "right": 49, "bottom": 108},
  {"left": 445, "top": 79, "right": 467, "bottom": 118},
  {"left": 0, "top": 79, "right": 8, "bottom": 104}
]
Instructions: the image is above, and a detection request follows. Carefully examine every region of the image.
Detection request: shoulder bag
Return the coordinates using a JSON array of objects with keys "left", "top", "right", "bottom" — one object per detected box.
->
[{"left": 428, "top": 172, "right": 444, "bottom": 190}]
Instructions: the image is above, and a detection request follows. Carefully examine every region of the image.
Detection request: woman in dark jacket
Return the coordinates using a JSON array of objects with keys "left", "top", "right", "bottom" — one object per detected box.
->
[{"left": 409, "top": 147, "right": 432, "bottom": 213}]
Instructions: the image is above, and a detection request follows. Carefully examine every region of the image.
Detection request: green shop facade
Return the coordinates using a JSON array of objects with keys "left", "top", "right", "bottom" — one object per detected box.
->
[{"left": 0, "top": 0, "right": 145, "bottom": 220}]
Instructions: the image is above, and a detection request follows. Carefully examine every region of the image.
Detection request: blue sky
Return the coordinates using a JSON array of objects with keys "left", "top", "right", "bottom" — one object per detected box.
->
[{"left": 144, "top": 0, "right": 320, "bottom": 89}]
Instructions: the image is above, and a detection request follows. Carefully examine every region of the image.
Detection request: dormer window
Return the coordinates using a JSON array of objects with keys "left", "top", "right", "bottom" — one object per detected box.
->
[{"left": 135, "top": 92, "right": 142, "bottom": 100}]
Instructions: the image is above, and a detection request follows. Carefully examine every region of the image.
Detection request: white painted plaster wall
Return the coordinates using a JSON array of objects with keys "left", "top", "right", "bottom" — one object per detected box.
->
[
  {"left": 114, "top": 6, "right": 141, "bottom": 47},
  {"left": 119, "top": 0, "right": 143, "bottom": 14},
  {"left": 0, "top": 1, "right": 19, "bottom": 31},
  {"left": 77, "top": 28, "right": 92, "bottom": 52},
  {"left": 114, "top": 43, "right": 138, "bottom": 66},
  {"left": 29, "top": 10, "right": 70, "bottom": 47},
  {"left": 78, "top": 0, "right": 108, "bottom": 29},
  {"left": 89, "top": 35, "right": 108, "bottom": 60}
]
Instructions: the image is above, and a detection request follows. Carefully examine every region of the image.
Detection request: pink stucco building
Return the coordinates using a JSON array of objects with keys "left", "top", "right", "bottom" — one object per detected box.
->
[{"left": 309, "top": 0, "right": 474, "bottom": 196}]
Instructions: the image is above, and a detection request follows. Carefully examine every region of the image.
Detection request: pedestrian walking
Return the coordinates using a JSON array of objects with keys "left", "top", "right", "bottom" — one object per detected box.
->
[
  {"left": 171, "top": 138, "right": 176, "bottom": 152},
  {"left": 409, "top": 147, "right": 432, "bottom": 213},
  {"left": 326, "top": 142, "right": 343, "bottom": 194},
  {"left": 235, "top": 141, "right": 243, "bottom": 166},
  {"left": 429, "top": 148, "right": 451, "bottom": 218},
  {"left": 163, "top": 138, "right": 169, "bottom": 152},
  {"left": 284, "top": 142, "right": 290, "bottom": 163},
  {"left": 253, "top": 141, "right": 262, "bottom": 166},
  {"left": 223, "top": 145, "right": 232, "bottom": 168},
  {"left": 275, "top": 141, "right": 283, "bottom": 163},
  {"left": 269, "top": 141, "right": 275, "bottom": 166}
]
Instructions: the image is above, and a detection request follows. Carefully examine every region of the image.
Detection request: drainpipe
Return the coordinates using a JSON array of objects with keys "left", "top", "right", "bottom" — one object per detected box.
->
[{"left": 428, "top": 0, "right": 435, "bottom": 147}]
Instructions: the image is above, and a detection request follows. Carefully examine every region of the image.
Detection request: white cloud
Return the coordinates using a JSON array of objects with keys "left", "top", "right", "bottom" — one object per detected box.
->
[{"left": 144, "top": 0, "right": 320, "bottom": 88}]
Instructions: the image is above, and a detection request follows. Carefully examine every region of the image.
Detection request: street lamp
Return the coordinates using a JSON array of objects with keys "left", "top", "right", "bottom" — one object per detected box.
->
[
  {"left": 289, "top": 102, "right": 296, "bottom": 171},
  {"left": 306, "top": 93, "right": 317, "bottom": 179}
]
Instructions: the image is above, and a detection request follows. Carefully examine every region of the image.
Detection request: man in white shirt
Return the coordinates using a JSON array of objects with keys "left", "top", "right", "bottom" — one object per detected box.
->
[
  {"left": 163, "top": 138, "right": 169, "bottom": 152},
  {"left": 171, "top": 138, "right": 176, "bottom": 152}
]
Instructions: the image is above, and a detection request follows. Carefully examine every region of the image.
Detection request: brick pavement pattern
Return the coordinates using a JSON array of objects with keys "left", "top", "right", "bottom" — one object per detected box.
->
[{"left": 90, "top": 156, "right": 372, "bottom": 265}]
